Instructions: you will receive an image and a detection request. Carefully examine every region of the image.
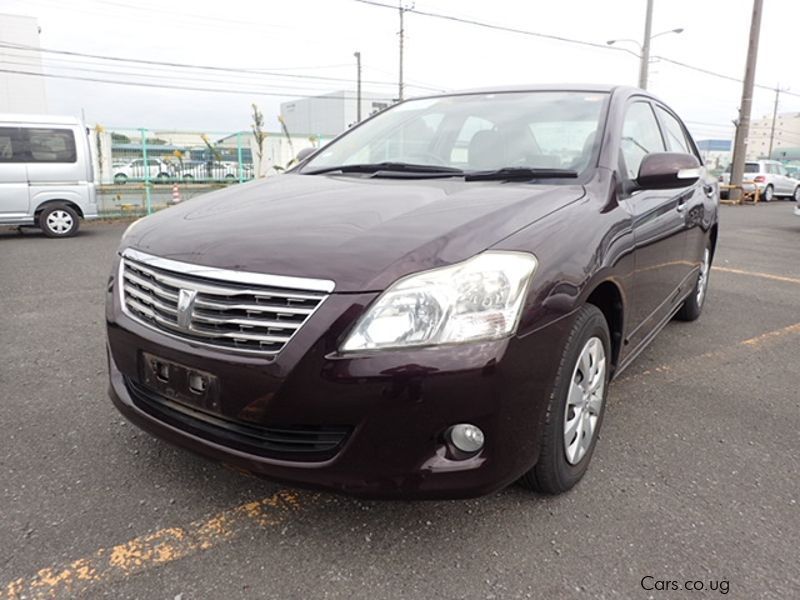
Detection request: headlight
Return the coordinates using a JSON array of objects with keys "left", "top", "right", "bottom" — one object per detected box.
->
[{"left": 340, "top": 251, "right": 537, "bottom": 352}]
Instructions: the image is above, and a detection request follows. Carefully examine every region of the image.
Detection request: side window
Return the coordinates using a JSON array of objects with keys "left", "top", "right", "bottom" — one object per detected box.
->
[
  {"left": 0, "top": 127, "right": 22, "bottom": 162},
  {"left": 26, "top": 128, "right": 77, "bottom": 163},
  {"left": 620, "top": 102, "right": 665, "bottom": 179},
  {"left": 655, "top": 106, "right": 690, "bottom": 154},
  {"left": 778, "top": 164, "right": 788, "bottom": 176}
]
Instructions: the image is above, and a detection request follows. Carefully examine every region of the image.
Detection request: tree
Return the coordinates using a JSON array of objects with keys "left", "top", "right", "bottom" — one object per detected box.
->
[{"left": 251, "top": 103, "right": 267, "bottom": 177}]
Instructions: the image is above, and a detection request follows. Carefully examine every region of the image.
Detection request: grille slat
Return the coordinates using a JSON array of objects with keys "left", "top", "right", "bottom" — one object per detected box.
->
[
  {"left": 191, "top": 311, "right": 302, "bottom": 330},
  {"left": 120, "top": 249, "right": 332, "bottom": 355},
  {"left": 193, "top": 297, "right": 316, "bottom": 316}
]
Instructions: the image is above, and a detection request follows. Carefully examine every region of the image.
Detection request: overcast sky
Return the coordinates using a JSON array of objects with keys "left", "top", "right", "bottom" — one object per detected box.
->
[{"left": 1, "top": 0, "right": 797, "bottom": 140}]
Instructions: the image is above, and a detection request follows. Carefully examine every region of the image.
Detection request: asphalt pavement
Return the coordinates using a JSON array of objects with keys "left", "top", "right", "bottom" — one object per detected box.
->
[{"left": 1, "top": 202, "right": 798, "bottom": 599}]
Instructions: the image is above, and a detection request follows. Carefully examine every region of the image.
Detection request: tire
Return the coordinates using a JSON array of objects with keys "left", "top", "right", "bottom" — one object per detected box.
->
[
  {"left": 114, "top": 174, "right": 128, "bottom": 184},
  {"left": 38, "top": 204, "right": 80, "bottom": 238},
  {"left": 793, "top": 186, "right": 800, "bottom": 203},
  {"left": 676, "top": 243, "right": 711, "bottom": 322},
  {"left": 156, "top": 173, "right": 170, "bottom": 182},
  {"left": 182, "top": 174, "right": 194, "bottom": 182},
  {"left": 224, "top": 174, "right": 236, "bottom": 182},
  {"left": 762, "top": 184, "right": 774, "bottom": 202},
  {"left": 518, "top": 304, "right": 611, "bottom": 494}
]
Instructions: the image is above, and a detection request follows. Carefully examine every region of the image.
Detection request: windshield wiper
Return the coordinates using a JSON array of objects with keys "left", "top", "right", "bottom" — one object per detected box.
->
[
  {"left": 464, "top": 167, "right": 579, "bottom": 181},
  {"left": 303, "top": 162, "right": 464, "bottom": 176}
]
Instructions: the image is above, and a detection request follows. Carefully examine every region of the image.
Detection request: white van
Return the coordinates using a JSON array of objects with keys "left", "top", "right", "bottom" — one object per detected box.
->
[{"left": 0, "top": 114, "right": 98, "bottom": 237}]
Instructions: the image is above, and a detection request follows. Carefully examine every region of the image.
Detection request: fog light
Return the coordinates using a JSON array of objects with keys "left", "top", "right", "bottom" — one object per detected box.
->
[{"left": 448, "top": 423, "right": 485, "bottom": 454}]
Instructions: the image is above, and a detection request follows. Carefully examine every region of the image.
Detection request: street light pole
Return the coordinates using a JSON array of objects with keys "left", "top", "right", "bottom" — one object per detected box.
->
[
  {"left": 639, "top": 0, "right": 654, "bottom": 89},
  {"left": 608, "top": 25, "right": 682, "bottom": 89},
  {"left": 354, "top": 51, "right": 362, "bottom": 123},
  {"left": 729, "top": 0, "right": 764, "bottom": 203}
]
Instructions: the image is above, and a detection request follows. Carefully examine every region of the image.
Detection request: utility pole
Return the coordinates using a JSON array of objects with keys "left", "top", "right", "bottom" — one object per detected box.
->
[
  {"left": 729, "top": 0, "right": 764, "bottom": 202},
  {"left": 767, "top": 85, "right": 782, "bottom": 159},
  {"left": 354, "top": 51, "right": 362, "bottom": 122},
  {"left": 639, "top": 0, "right": 654, "bottom": 89},
  {"left": 398, "top": 2, "right": 405, "bottom": 100}
]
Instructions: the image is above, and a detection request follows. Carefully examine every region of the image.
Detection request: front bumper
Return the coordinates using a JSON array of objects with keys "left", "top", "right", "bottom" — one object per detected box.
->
[{"left": 106, "top": 270, "right": 572, "bottom": 499}]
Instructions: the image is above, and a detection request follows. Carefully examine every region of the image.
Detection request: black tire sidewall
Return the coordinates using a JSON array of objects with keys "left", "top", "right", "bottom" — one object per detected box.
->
[
  {"left": 533, "top": 305, "right": 611, "bottom": 493},
  {"left": 39, "top": 205, "right": 79, "bottom": 238}
]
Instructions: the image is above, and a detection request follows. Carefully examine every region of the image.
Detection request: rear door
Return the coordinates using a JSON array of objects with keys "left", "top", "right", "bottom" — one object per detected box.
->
[
  {"left": 621, "top": 100, "right": 692, "bottom": 350},
  {"left": 776, "top": 163, "right": 794, "bottom": 195},
  {"left": 0, "top": 127, "right": 30, "bottom": 220}
]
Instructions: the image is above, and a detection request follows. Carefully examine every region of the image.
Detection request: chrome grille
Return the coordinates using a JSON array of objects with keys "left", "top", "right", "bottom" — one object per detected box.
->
[{"left": 119, "top": 248, "right": 334, "bottom": 355}]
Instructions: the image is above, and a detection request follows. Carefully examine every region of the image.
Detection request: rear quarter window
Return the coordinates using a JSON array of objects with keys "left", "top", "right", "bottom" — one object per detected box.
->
[{"left": 26, "top": 128, "right": 77, "bottom": 163}]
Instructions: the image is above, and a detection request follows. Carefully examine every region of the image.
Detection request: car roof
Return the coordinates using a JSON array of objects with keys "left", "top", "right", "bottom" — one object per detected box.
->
[
  {"left": 409, "top": 84, "right": 660, "bottom": 105},
  {"left": 0, "top": 113, "right": 82, "bottom": 126}
]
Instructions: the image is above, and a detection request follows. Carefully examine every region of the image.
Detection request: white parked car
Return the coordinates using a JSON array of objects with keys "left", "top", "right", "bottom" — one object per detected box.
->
[
  {"left": 113, "top": 158, "right": 173, "bottom": 183},
  {"left": 719, "top": 159, "right": 800, "bottom": 202},
  {"left": 177, "top": 160, "right": 252, "bottom": 182}
]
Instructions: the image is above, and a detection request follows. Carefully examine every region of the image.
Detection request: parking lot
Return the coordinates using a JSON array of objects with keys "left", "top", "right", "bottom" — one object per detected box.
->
[{"left": 1, "top": 203, "right": 798, "bottom": 599}]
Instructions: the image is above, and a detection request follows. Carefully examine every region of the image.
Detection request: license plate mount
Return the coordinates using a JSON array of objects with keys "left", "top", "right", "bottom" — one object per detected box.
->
[{"left": 140, "top": 352, "right": 221, "bottom": 414}]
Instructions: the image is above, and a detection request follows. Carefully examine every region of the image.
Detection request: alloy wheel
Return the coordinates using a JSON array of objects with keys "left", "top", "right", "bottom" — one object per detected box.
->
[
  {"left": 563, "top": 336, "right": 606, "bottom": 465},
  {"left": 697, "top": 248, "right": 711, "bottom": 307}
]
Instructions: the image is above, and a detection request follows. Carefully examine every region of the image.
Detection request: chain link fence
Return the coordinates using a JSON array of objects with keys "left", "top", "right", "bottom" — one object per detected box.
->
[{"left": 92, "top": 127, "right": 330, "bottom": 216}]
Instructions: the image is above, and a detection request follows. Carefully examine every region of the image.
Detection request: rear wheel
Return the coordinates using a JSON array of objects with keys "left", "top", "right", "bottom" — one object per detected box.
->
[
  {"left": 762, "top": 184, "right": 774, "bottom": 202},
  {"left": 676, "top": 244, "right": 711, "bottom": 322},
  {"left": 38, "top": 204, "right": 80, "bottom": 238},
  {"left": 114, "top": 173, "right": 128, "bottom": 184},
  {"left": 793, "top": 186, "right": 800, "bottom": 203},
  {"left": 518, "top": 304, "right": 610, "bottom": 494}
]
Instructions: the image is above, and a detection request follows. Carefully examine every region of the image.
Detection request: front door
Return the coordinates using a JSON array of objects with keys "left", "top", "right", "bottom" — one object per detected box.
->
[{"left": 619, "top": 101, "right": 691, "bottom": 350}]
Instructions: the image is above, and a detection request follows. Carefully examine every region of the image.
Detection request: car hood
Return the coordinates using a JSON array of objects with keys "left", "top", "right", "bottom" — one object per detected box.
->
[{"left": 123, "top": 173, "right": 584, "bottom": 292}]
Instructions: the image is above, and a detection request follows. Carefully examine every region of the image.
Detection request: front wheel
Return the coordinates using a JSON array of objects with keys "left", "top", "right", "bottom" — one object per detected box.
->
[
  {"left": 518, "top": 304, "right": 610, "bottom": 494},
  {"left": 39, "top": 204, "right": 80, "bottom": 238},
  {"left": 676, "top": 245, "right": 711, "bottom": 322}
]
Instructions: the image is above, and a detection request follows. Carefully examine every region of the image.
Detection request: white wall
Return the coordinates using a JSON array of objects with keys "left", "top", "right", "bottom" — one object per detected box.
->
[{"left": 0, "top": 14, "right": 48, "bottom": 114}]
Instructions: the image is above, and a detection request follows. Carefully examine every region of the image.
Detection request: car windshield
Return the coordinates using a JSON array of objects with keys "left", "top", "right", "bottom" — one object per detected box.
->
[{"left": 301, "top": 91, "right": 609, "bottom": 177}]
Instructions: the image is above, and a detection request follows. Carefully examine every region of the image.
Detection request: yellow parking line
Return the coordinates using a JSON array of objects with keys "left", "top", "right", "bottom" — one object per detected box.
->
[
  {"left": 618, "top": 321, "right": 800, "bottom": 383},
  {"left": 1, "top": 489, "right": 307, "bottom": 600},
  {"left": 740, "top": 322, "right": 800, "bottom": 347},
  {"left": 712, "top": 266, "right": 800, "bottom": 285}
]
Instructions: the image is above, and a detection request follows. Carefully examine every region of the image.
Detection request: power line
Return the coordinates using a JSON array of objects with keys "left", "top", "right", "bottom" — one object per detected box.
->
[
  {"left": 0, "top": 67, "right": 379, "bottom": 100},
  {"left": 353, "top": 0, "right": 800, "bottom": 100},
  {"left": 0, "top": 41, "right": 442, "bottom": 91},
  {"left": 353, "top": 0, "right": 640, "bottom": 58},
  {"left": 0, "top": 57, "right": 366, "bottom": 95}
]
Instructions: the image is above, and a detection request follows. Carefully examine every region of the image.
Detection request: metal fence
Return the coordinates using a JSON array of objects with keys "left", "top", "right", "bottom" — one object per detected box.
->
[{"left": 92, "top": 127, "right": 332, "bottom": 216}]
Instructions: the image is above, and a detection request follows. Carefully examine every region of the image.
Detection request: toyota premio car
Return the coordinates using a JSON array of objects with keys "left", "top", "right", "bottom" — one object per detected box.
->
[{"left": 106, "top": 85, "right": 719, "bottom": 499}]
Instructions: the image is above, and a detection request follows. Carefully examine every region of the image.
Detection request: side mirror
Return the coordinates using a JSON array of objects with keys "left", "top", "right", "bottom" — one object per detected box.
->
[
  {"left": 636, "top": 152, "right": 701, "bottom": 190},
  {"left": 296, "top": 147, "right": 316, "bottom": 162}
]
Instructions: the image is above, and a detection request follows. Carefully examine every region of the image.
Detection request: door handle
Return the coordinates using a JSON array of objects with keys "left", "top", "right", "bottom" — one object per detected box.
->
[{"left": 702, "top": 183, "right": 715, "bottom": 198}]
